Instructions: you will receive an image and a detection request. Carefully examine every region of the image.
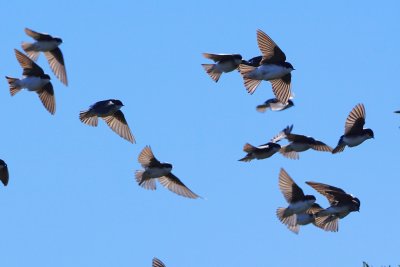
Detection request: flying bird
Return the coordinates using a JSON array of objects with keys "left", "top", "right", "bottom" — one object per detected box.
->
[
  {"left": 285, "top": 203, "right": 329, "bottom": 234},
  {"left": 238, "top": 29, "right": 294, "bottom": 104},
  {"left": 135, "top": 146, "right": 200, "bottom": 199},
  {"left": 5, "top": 49, "right": 55, "bottom": 114},
  {"left": 306, "top": 181, "right": 360, "bottom": 232},
  {"left": 152, "top": 258, "right": 166, "bottom": 267},
  {"left": 201, "top": 53, "right": 243, "bottom": 82},
  {"left": 0, "top": 160, "right": 9, "bottom": 186},
  {"left": 256, "top": 98, "right": 294, "bottom": 113},
  {"left": 332, "top": 103, "right": 374, "bottom": 153},
  {"left": 22, "top": 28, "right": 68, "bottom": 86},
  {"left": 79, "top": 99, "right": 135, "bottom": 143},
  {"left": 276, "top": 168, "right": 316, "bottom": 228},
  {"left": 272, "top": 125, "right": 332, "bottom": 159},
  {"left": 238, "top": 140, "right": 281, "bottom": 162}
]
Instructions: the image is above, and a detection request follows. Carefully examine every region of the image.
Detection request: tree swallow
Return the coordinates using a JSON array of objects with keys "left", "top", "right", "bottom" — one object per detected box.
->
[
  {"left": 201, "top": 53, "right": 243, "bottom": 82},
  {"left": 79, "top": 99, "right": 135, "bottom": 143},
  {"left": 306, "top": 181, "right": 360, "bottom": 232},
  {"left": 276, "top": 168, "right": 316, "bottom": 228},
  {"left": 256, "top": 98, "right": 294, "bottom": 113},
  {"left": 238, "top": 29, "right": 294, "bottom": 104},
  {"left": 272, "top": 125, "right": 332, "bottom": 159},
  {"left": 22, "top": 28, "right": 68, "bottom": 86},
  {"left": 332, "top": 103, "right": 374, "bottom": 153},
  {"left": 5, "top": 49, "right": 55, "bottom": 114},
  {"left": 135, "top": 146, "right": 200, "bottom": 199},
  {"left": 0, "top": 160, "right": 9, "bottom": 186},
  {"left": 285, "top": 203, "right": 333, "bottom": 234},
  {"left": 238, "top": 141, "right": 281, "bottom": 162},
  {"left": 152, "top": 258, "right": 166, "bottom": 267}
]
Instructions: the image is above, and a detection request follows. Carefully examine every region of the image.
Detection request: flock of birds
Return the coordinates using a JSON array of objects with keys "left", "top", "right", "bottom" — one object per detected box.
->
[
  {"left": 0, "top": 27, "right": 382, "bottom": 266},
  {"left": 201, "top": 29, "right": 374, "bottom": 236}
]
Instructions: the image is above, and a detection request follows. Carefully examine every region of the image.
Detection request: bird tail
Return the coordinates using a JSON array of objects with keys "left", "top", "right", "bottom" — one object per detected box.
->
[
  {"left": 201, "top": 64, "right": 222, "bottom": 82},
  {"left": 276, "top": 207, "right": 297, "bottom": 226},
  {"left": 5, "top": 76, "right": 22, "bottom": 96},
  {"left": 256, "top": 104, "right": 268, "bottom": 113},
  {"left": 332, "top": 137, "right": 346, "bottom": 154},
  {"left": 21, "top": 42, "right": 40, "bottom": 61},
  {"left": 135, "top": 170, "right": 156, "bottom": 190},
  {"left": 242, "top": 143, "right": 255, "bottom": 153},
  {"left": 79, "top": 110, "right": 98, "bottom": 127}
]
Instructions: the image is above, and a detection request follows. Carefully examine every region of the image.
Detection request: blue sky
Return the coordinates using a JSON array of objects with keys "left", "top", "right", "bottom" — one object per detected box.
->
[{"left": 1, "top": 1, "right": 399, "bottom": 266}]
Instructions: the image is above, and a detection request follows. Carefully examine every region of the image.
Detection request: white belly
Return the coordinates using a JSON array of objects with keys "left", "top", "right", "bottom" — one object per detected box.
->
[
  {"left": 286, "top": 200, "right": 315, "bottom": 215},
  {"left": 296, "top": 213, "right": 314, "bottom": 225},
  {"left": 343, "top": 135, "right": 368, "bottom": 147},
  {"left": 245, "top": 64, "right": 291, "bottom": 81},
  {"left": 215, "top": 61, "right": 238, "bottom": 73},
  {"left": 286, "top": 142, "right": 311, "bottom": 152},
  {"left": 34, "top": 41, "right": 59, "bottom": 52},
  {"left": 19, "top": 77, "right": 49, "bottom": 91},
  {"left": 144, "top": 167, "right": 171, "bottom": 178}
]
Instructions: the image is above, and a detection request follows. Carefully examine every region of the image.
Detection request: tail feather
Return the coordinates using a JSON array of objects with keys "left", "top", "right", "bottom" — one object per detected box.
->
[
  {"left": 242, "top": 143, "right": 255, "bottom": 153},
  {"left": 21, "top": 42, "right": 40, "bottom": 61},
  {"left": 135, "top": 170, "right": 156, "bottom": 190},
  {"left": 256, "top": 104, "right": 268, "bottom": 113},
  {"left": 276, "top": 207, "right": 297, "bottom": 226},
  {"left": 202, "top": 64, "right": 222, "bottom": 82},
  {"left": 5, "top": 76, "right": 22, "bottom": 96}
]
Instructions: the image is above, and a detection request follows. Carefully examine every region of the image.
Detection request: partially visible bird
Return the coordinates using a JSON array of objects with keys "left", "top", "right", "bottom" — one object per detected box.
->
[
  {"left": 22, "top": 28, "right": 68, "bottom": 86},
  {"left": 201, "top": 53, "right": 243, "bottom": 82},
  {"left": 5, "top": 49, "right": 55, "bottom": 114},
  {"left": 135, "top": 146, "right": 200, "bottom": 199},
  {"left": 272, "top": 125, "right": 332, "bottom": 159},
  {"left": 238, "top": 29, "right": 294, "bottom": 104},
  {"left": 276, "top": 168, "right": 316, "bottom": 228},
  {"left": 152, "top": 258, "right": 166, "bottom": 267},
  {"left": 332, "top": 103, "right": 374, "bottom": 153},
  {"left": 306, "top": 181, "right": 360, "bottom": 232},
  {"left": 256, "top": 98, "right": 294, "bottom": 113},
  {"left": 79, "top": 99, "right": 135, "bottom": 143},
  {"left": 0, "top": 160, "right": 9, "bottom": 186}
]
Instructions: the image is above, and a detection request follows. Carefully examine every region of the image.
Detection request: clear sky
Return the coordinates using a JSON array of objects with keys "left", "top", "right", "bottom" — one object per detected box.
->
[{"left": 1, "top": 1, "right": 399, "bottom": 267}]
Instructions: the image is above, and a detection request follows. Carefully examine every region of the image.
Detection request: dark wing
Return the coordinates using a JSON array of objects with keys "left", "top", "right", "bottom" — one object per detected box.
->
[
  {"left": 24, "top": 28, "right": 54, "bottom": 41},
  {"left": 279, "top": 168, "right": 305, "bottom": 203},
  {"left": 152, "top": 258, "right": 166, "bottom": 267},
  {"left": 344, "top": 103, "right": 366, "bottom": 135},
  {"left": 158, "top": 173, "right": 200, "bottom": 199},
  {"left": 44, "top": 48, "right": 68, "bottom": 86},
  {"left": 310, "top": 140, "right": 333, "bottom": 152},
  {"left": 306, "top": 181, "right": 347, "bottom": 205},
  {"left": 270, "top": 73, "right": 291, "bottom": 104},
  {"left": 137, "top": 146, "right": 160, "bottom": 167},
  {"left": 14, "top": 49, "right": 45, "bottom": 76},
  {"left": 202, "top": 53, "right": 239, "bottom": 62},
  {"left": 257, "top": 29, "right": 286, "bottom": 64},
  {"left": 37, "top": 83, "right": 55, "bottom": 114},
  {"left": 103, "top": 110, "right": 135, "bottom": 143},
  {"left": 0, "top": 163, "right": 9, "bottom": 186}
]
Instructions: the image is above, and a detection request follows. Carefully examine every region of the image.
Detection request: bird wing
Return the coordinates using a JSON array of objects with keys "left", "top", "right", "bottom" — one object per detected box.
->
[
  {"left": 279, "top": 168, "right": 305, "bottom": 203},
  {"left": 257, "top": 29, "right": 286, "bottom": 64},
  {"left": 14, "top": 49, "right": 45, "bottom": 76},
  {"left": 103, "top": 110, "right": 135, "bottom": 143},
  {"left": 158, "top": 173, "right": 200, "bottom": 199},
  {"left": 44, "top": 48, "right": 68, "bottom": 86},
  {"left": 152, "top": 258, "right": 166, "bottom": 267},
  {"left": 137, "top": 146, "right": 160, "bottom": 167},
  {"left": 24, "top": 28, "right": 54, "bottom": 41},
  {"left": 344, "top": 103, "right": 366, "bottom": 135},
  {"left": 306, "top": 181, "right": 347, "bottom": 205},
  {"left": 37, "top": 82, "right": 55, "bottom": 114}
]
